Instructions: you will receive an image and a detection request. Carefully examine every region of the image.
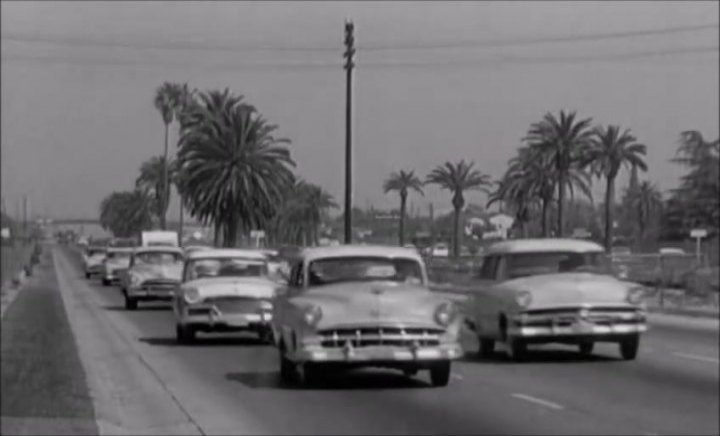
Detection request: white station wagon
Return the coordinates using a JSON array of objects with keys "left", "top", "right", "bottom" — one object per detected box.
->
[{"left": 466, "top": 239, "right": 647, "bottom": 361}]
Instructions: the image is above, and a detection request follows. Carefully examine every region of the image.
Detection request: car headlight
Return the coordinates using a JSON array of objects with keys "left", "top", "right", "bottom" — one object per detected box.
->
[
  {"left": 434, "top": 302, "right": 457, "bottom": 327},
  {"left": 303, "top": 305, "right": 323, "bottom": 327},
  {"left": 183, "top": 287, "right": 202, "bottom": 304},
  {"left": 626, "top": 286, "right": 646, "bottom": 305},
  {"left": 130, "top": 275, "right": 142, "bottom": 287},
  {"left": 260, "top": 300, "right": 273, "bottom": 311},
  {"left": 515, "top": 291, "right": 533, "bottom": 309}
]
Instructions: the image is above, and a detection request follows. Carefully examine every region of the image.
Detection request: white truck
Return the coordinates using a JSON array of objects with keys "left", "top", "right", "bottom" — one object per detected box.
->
[{"left": 141, "top": 231, "right": 179, "bottom": 247}]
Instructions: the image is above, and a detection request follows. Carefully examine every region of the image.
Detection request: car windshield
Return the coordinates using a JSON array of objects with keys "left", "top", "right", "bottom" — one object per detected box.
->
[
  {"left": 186, "top": 257, "right": 268, "bottom": 280},
  {"left": 506, "top": 251, "right": 612, "bottom": 279},
  {"left": 307, "top": 256, "right": 424, "bottom": 286},
  {"left": 135, "top": 252, "right": 182, "bottom": 265}
]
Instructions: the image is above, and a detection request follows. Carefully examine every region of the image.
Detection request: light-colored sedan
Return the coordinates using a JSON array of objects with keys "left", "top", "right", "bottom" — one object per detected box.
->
[
  {"left": 122, "top": 246, "right": 184, "bottom": 310},
  {"left": 101, "top": 248, "right": 133, "bottom": 286},
  {"left": 83, "top": 246, "right": 107, "bottom": 279},
  {"left": 272, "top": 245, "right": 463, "bottom": 387},
  {"left": 174, "top": 249, "right": 277, "bottom": 344},
  {"left": 466, "top": 239, "right": 647, "bottom": 361}
]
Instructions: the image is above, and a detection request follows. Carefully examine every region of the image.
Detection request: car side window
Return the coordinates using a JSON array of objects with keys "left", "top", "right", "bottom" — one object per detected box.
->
[{"left": 478, "top": 255, "right": 499, "bottom": 280}]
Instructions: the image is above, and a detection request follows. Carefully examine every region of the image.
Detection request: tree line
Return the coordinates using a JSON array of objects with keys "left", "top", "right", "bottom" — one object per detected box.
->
[{"left": 99, "top": 84, "right": 718, "bottom": 257}]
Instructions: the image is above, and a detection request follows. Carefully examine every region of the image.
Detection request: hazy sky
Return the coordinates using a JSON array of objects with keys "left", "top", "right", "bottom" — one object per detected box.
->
[{"left": 1, "top": 1, "right": 718, "bottom": 220}]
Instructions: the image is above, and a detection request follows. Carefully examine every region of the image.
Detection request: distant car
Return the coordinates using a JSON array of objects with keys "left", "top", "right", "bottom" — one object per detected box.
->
[
  {"left": 121, "top": 246, "right": 184, "bottom": 310},
  {"left": 77, "top": 236, "right": 89, "bottom": 248},
  {"left": 272, "top": 245, "right": 463, "bottom": 387},
  {"left": 173, "top": 249, "right": 277, "bottom": 344},
  {"left": 101, "top": 248, "right": 133, "bottom": 286},
  {"left": 108, "top": 238, "right": 136, "bottom": 248},
  {"left": 432, "top": 243, "right": 450, "bottom": 258},
  {"left": 466, "top": 239, "right": 647, "bottom": 361},
  {"left": 83, "top": 246, "right": 107, "bottom": 279}
]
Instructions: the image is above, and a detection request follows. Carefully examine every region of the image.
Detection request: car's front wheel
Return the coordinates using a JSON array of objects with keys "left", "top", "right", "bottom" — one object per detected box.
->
[
  {"left": 429, "top": 361, "right": 451, "bottom": 387},
  {"left": 102, "top": 278, "right": 111, "bottom": 286},
  {"left": 579, "top": 342, "right": 595, "bottom": 356},
  {"left": 619, "top": 335, "right": 639, "bottom": 360},
  {"left": 85, "top": 272, "right": 90, "bottom": 279},
  {"left": 176, "top": 324, "right": 195, "bottom": 344},
  {"left": 478, "top": 337, "right": 495, "bottom": 358},
  {"left": 124, "top": 295, "right": 138, "bottom": 310},
  {"left": 505, "top": 336, "right": 528, "bottom": 362},
  {"left": 257, "top": 327, "right": 274, "bottom": 345}
]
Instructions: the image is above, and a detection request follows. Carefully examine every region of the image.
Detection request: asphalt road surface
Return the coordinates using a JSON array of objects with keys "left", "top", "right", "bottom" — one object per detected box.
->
[{"left": 4, "top": 245, "right": 718, "bottom": 435}]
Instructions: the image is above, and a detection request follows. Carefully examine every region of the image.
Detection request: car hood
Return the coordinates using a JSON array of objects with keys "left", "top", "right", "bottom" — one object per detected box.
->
[
  {"left": 130, "top": 263, "right": 183, "bottom": 282},
  {"left": 184, "top": 277, "right": 277, "bottom": 299},
  {"left": 292, "top": 281, "right": 446, "bottom": 328},
  {"left": 501, "top": 273, "right": 633, "bottom": 308},
  {"left": 85, "top": 256, "right": 105, "bottom": 267}
]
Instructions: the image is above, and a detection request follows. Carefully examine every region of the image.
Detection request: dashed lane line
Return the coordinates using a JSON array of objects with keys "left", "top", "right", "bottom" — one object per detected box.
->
[
  {"left": 672, "top": 352, "right": 719, "bottom": 364},
  {"left": 510, "top": 393, "right": 565, "bottom": 411}
]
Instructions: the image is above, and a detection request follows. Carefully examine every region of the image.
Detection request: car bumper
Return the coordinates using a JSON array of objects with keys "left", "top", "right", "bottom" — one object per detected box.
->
[
  {"left": 127, "top": 286, "right": 175, "bottom": 301},
  {"left": 291, "top": 343, "right": 463, "bottom": 363},
  {"left": 509, "top": 322, "right": 647, "bottom": 339},
  {"left": 179, "top": 311, "right": 273, "bottom": 332}
]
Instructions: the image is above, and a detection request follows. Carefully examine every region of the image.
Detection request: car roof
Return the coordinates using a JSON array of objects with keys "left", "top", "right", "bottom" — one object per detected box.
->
[
  {"left": 300, "top": 245, "right": 424, "bottom": 263},
  {"left": 485, "top": 238, "right": 605, "bottom": 255},
  {"left": 185, "top": 248, "right": 268, "bottom": 261},
  {"left": 133, "top": 246, "right": 184, "bottom": 255}
]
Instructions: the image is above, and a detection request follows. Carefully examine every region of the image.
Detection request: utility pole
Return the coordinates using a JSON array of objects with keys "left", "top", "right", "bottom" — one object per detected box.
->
[
  {"left": 23, "top": 195, "right": 27, "bottom": 244},
  {"left": 343, "top": 19, "right": 356, "bottom": 245}
]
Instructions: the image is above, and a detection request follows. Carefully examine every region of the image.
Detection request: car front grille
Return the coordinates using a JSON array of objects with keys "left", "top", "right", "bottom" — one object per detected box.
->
[
  {"left": 204, "top": 296, "right": 264, "bottom": 314},
  {"left": 520, "top": 306, "right": 643, "bottom": 327},
  {"left": 141, "top": 279, "right": 177, "bottom": 291},
  {"left": 317, "top": 326, "right": 444, "bottom": 348}
]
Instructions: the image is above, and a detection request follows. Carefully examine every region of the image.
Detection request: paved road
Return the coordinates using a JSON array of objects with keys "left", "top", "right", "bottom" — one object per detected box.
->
[{"left": 17, "top": 245, "right": 720, "bottom": 435}]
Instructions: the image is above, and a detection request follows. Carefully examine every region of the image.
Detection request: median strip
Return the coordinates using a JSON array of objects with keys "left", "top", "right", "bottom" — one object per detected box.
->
[{"left": 511, "top": 393, "right": 564, "bottom": 410}]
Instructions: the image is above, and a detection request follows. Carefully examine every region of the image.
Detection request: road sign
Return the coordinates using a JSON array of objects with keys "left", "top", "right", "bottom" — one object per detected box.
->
[
  {"left": 250, "top": 230, "right": 266, "bottom": 238},
  {"left": 690, "top": 229, "right": 707, "bottom": 238}
]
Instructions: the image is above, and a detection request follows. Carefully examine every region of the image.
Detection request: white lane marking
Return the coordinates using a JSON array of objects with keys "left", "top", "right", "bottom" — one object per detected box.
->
[
  {"left": 511, "top": 393, "right": 565, "bottom": 410},
  {"left": 643, "top": 432, "right": 660, "bottom": 436},
  {"left": 672, "top": 352, "right": 720, "bottom": 364}
]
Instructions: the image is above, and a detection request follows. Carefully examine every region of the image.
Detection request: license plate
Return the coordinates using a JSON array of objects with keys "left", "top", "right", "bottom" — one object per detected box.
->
[{"left": 416, "top": 349, "right": 441, "bottom": 359}]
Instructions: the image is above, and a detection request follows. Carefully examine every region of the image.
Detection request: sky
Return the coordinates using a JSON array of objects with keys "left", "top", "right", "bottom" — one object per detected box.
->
[{"left": 1, "top": 1, "right": 718, "bottom": 220}]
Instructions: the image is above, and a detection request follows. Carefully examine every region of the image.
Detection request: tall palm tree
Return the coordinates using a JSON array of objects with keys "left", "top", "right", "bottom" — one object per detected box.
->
[
  {"left": 580, "top": 125, "right": 647, "bottom": 250},
  {"left": 99, "top": 190, "right": 154, "bottom": 238},
  {"left": 172, "top": 83, "right": 198, "bottom": 243},
  {"left": 271, "top": 180, "right": 337, "bottom": 246},
  {"left": 153, "top": 82, "right": 182, "bottom": 230},
  {"left": 383, "top": 170, "right": 424, "bottom": 246},
  {"left": 525, "top": 110, "right": 594, "bottom": 237},
  {"left": 426, "top": 160, "right": 491, "bottom": 258},
  {"left": 177, "top": 89, "right": 296, "bottom": 247}
]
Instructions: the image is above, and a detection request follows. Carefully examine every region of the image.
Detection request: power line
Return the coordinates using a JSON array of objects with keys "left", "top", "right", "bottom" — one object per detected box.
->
[
  {"left": 2, "top": 45, "right": 716, "bottom": 70},
  {"left": 1, "top": 22, "right": 717, "bottom": 53}
]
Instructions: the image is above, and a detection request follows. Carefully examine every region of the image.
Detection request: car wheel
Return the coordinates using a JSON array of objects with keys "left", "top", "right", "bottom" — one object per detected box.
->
[
  {"left": 278, "top": 344, "right": 296, "bottom": 385},
  {"left": 176, "top": 324, "right": 195, "bottom": 344},
  {"left": 124, "top": 295, "right": 138, "bottom": 310},
  {"left": 85, "top": 272, "right": 90, "bottom": 279},
  {"left": 258, "top": 327, "right": 274, "bottom": 345},
  {"left": 619, "top": 335, "right": 639, "bottom": 360},
  {"left": 478, "top": 337, "right": 495, "bottom": 358},
  {"left": 403, "top": 368, "right": 419, "bottom": 377},
  {"left": 429, "top": 361, "right": 451, "bottom": 387},
  {"left": 296, "top": 362, "right": 322, "bottom": 387},
  {"left": 579, "top": 342, "right": 594, "bottom": 356},
  {"left": 102, "top": 278, "right": 110, "bottom": 286},
  {"left": 505, "top": 336, "right": 527, "bottom": 362}
]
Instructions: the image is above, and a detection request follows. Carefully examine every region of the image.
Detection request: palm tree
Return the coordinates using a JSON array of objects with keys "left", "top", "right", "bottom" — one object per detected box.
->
[
  {"left": 271, "top": 180, "right": 337, "bottom": 246},
  {"left": 176, "top": 89, "right": 295, "bottom": 247},
  {"left": 153, "top": 82, "right": 182, "bottom": 230},
  {"left": 172, "top": 83, "right": 198, "bottom": 243},
  {"left": 426, "top": 160, "right": 491, "bottom": 258},
  {"left": 383, "top": 170, "right": 424, "bottom": 246},
  {"left": 633, "top": 181, "right": 662, "bottom": 244},
  {"left": 525, "top": 110, "right": 594, "bottom": 237},
  {"left": 135, "top": 156, "right": 173, "bottom": 227},
  {"left": 580, "top": 125, "right": 647, "bottom": 250}
]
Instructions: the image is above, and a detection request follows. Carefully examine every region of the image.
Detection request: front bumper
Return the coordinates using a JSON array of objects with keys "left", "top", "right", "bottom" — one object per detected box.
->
[
  {"left": 86, "top": 265, "right": 104, "bottom": 276},
  {"left": 179, "top": 310, "right": 273, "bottom": 332},
  {"left": 127, "top": 286, "right": 176, "bottom": 301},
  {"left": 509, "top": 309, "right": 647, "bottom": 341},
  {"left": 291, "top": 343, "right": 463, "bottom": 364}
]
